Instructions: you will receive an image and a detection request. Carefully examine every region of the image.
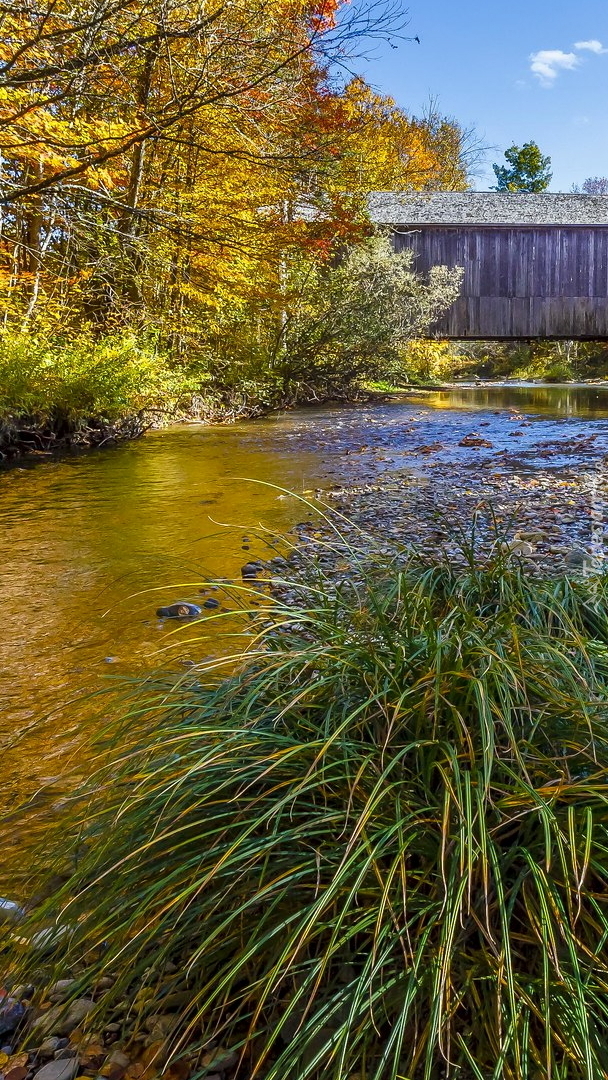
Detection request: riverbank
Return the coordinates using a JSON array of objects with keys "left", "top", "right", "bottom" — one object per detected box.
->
[
  {"left": 3, "top": 548, "right": 608, "bottom": 1080},
  {"left": 6, "top": 376, "right": 608, "bottom": 468},
  {"left": 0, "top": 389, "right": 410, "bottom": 467},
  {"left": 0, "top": 412, "right": 156, "bottom": 464}
]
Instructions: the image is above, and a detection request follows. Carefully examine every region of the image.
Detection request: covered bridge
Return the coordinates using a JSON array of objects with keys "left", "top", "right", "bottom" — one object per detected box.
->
[{"left": 370, "top": 192, "right": 608, "bottom": 340}]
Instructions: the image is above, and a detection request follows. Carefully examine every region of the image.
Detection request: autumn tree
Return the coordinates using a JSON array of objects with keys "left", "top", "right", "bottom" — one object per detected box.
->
[
  {"left": 0, "top": 0, "right": 469, "bottom": 400},
  {"left": 0, "top": 0, "right": 405, "bottom": 326}
]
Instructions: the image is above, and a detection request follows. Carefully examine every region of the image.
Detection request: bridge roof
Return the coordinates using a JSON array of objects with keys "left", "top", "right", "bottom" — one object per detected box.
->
[{"left": 369, "top": 191, "right": 608, "bottom": 226}]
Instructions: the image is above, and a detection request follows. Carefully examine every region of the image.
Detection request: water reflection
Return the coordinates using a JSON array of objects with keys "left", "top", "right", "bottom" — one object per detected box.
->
[{"left": 414, "top": 384, "right": 608, "bottom": 418}]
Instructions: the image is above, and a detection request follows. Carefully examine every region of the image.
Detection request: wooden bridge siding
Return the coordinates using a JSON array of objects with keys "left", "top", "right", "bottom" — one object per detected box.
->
[
  {"left": 393, "top": 225, "right": 608, "bottom": 338},
  {"left": 430, "top": 295, "right": 607, "bottom": 338}
]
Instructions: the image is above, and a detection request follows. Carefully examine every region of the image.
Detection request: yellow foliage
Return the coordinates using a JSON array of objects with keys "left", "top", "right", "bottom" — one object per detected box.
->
[
  {"left": 401, "top": 339, "right": 457, "bottom": 381},
  {"left": 0, "top": 0, "right": 470, "bottom": 340}
]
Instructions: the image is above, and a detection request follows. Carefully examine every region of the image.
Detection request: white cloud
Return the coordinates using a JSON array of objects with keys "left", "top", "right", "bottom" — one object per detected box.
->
[
  {"left": 574, "top": 39, "right": 608, "bottom": 53},
  {"left": 529, "top": 49, "right": 580, "bottom": 86}
]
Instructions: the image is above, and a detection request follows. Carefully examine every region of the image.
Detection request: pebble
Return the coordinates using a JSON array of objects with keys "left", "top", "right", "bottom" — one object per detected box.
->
[
  {"left": 566, "top": 548, "right": 588, "bottom": 568},
  {"left": 48, "top": 981, "right": 78, "bottom": 1004},
  {"left": 32, "top": 1059, "right": 79, "bottom": 1080},
  {"left": 98, "top": 1050, "right": 129, "bottom": 1080},
  {"left": 0, "top": 997, "right": 25, "bottom": 1037},
  {"left": 38, "top": 1039, "right": 61, "bottom": 1058},
  {"left": 4, "top": 1065, "right": 27, "bottom": 1080},
  {"left": 143, "top": 1015, "right": 172, "bottom": 1037},
  {"left": 34, "top": 998, "right": 94, "bottom": 1037}
]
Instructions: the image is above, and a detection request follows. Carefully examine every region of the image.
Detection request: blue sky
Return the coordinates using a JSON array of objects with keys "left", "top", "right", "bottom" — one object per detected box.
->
[{"left": 346, "top": 0, "right": 608, "bottom": 190}]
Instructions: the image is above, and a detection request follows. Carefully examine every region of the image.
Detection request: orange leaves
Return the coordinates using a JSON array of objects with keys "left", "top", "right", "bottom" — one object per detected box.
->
[
  {"left": 0, "top": 0, "right": 467, "bottom": 336},
  {"left": 318, "top": 77, "right": 468, "bottom": 194}
]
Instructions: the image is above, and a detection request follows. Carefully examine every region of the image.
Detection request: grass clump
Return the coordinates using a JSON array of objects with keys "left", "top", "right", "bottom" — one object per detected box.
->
[{"left": 9, "top": 555, "right": 608, "bottom": 1080}]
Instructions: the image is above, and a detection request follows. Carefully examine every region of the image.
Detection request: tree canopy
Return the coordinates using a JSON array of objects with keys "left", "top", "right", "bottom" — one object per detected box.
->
[
  {"left": 492, "top": 142, "right": 552, "bottom": 193},
  {"left": 0, "top": 0, "right": 471, "bottom": 342},
  {"left": 572, "top": 177, "right": 608, "bottom": 195}
]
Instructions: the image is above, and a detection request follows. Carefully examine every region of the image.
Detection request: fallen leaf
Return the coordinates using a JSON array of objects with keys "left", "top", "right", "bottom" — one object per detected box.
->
[
  {"left": 124, "top": 1064, "right": 144, "bottom": 1080},
  {"left": 164, "top": 1061, "right": 190, "bottom": 1080},
  {"left": 6, "top": 1055, "right": 28, "bottom": 1070},
  {"left": 139, "top": 1041, "right": 167, "bottom": 1075},
  {"left": 5, "top": 1066, "right": 28, "bottom": 1080}
]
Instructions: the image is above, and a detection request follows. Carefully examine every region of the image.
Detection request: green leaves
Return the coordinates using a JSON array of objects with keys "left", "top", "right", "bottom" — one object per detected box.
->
[{"left": 492, "top": 142, "right": 553, "bottom": 193}]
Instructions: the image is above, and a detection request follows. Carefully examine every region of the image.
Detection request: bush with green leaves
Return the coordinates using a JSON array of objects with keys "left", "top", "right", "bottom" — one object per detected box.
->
[
  {"left": 274, "top": 234, "right": 463, "bottom": 400},
  {"left": 0, "top": 332, "right": 200, "bottom": 427},
  {"left": 10, "top": 547, "right": 608, "bottom": 1080}
]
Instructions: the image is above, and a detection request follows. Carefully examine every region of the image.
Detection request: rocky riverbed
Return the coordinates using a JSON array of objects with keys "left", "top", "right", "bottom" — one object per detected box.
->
[
  {"left": 0, "top": 973, "right": 236, "bottom": 1080},
  {"left": 293, "top": 464, "right": 605, "bottom": 576},
  {"left": 246, "top": 393, "right": 608, "bottom": 580}
]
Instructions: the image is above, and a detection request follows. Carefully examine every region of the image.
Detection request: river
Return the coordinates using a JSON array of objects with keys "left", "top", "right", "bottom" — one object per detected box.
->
[{"left": 2, "top": 383, "right": 608, "bottom": 888}]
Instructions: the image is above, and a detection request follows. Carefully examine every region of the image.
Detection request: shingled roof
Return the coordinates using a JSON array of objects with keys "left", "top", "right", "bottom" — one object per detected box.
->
[{"left": 368, "top": 191, "right": 608, "bottom": 226}]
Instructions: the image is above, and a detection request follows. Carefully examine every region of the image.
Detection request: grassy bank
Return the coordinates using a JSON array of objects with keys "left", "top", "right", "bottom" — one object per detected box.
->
[
  {"left": 0, "top": 333, "right": 204, "bottom": 460},
  {"left": 6, "top": 550, "right": 608, "bottom": 1079}
]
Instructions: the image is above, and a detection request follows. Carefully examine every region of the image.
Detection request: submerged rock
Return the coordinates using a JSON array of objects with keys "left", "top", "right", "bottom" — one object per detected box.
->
[
  {"left": 241, "top": 562, "right": 263, "bottom": 579},
  {"left": 155, "top": 603, "right": 202, "bottom": 619}
]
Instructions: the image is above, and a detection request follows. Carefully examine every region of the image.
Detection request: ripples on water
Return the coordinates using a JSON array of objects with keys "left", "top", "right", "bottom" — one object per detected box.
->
[{"left": 2, "top": 384, "right": 608, "bottom": 886}]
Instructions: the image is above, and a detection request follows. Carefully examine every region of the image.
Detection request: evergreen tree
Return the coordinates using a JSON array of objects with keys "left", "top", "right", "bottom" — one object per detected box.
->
[{"left": 492, "top": 142, "right": 552, "bottom": 192}]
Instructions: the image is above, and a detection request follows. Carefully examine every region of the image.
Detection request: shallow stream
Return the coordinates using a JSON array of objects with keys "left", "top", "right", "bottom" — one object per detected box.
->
[{"left": 2, "top": 383, "right": 608, "bottom": 885}]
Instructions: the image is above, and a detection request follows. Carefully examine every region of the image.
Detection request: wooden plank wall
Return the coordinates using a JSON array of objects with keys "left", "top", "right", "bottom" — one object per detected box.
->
[{"left": 393, "top": 225, "right": 608, "bottom": 339}]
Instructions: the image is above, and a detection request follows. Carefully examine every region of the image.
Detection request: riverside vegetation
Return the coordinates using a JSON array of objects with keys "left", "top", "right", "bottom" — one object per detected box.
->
[
  {"left": 0, "top": 236, "right": 463, "bottom": 458},
  {"left": 3, "top": 541, "right": 608, "bottom": 1080}
]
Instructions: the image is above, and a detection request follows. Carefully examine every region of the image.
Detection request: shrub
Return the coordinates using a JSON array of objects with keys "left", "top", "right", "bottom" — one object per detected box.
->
[
  {"left": 542, "top": 360, "right": 574, "bottom": 383},
  {"left": 275, "top": 235, "right": 463, "bottom": 399},
  {"left": 8, "top": 554, "right": 608, "bottom": 1079},
  {"left": 0, "top": 332, "right": 198, "bottom": 428}
]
